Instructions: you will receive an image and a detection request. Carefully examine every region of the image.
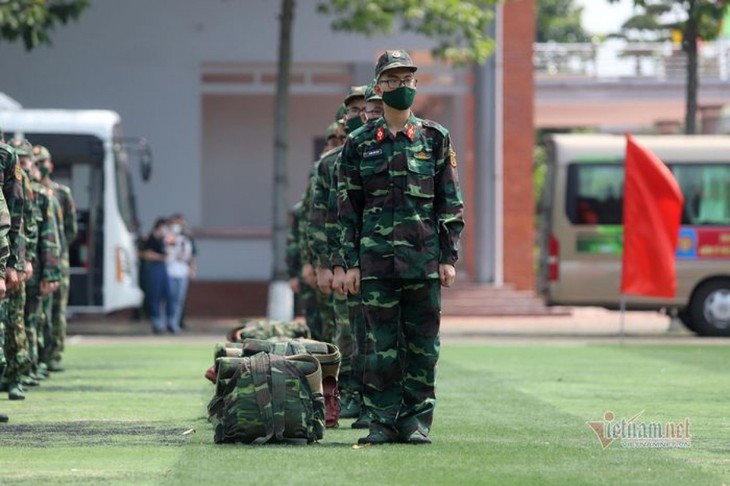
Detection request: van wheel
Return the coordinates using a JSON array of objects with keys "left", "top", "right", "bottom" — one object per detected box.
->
[
  {"left": 677, "top": 309, "right": 696, "bottom": 332},
  {"left": 688, "top": 279, "right": 730, "bottom": 337}
]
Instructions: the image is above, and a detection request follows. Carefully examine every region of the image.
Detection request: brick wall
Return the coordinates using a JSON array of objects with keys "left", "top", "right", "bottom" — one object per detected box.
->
[{"left": 502, "top": 0, "right": 536, "bottom": 291}]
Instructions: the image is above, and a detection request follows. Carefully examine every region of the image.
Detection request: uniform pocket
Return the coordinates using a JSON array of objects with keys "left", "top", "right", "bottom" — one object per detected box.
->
[{"left": 406, "top": 156, "right": 434, "bottom": 198}]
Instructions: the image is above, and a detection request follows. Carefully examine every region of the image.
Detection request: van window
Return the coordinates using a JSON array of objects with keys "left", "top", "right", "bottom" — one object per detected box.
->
[
  {"left": 566, "top": 164, "right": 623, "bottom": 225},
  {"left": 114, "top": 145, "right": 137, "bottom": 232},
  {"left": 672, "top": 165, "right": 730, "bottom": 225},
  {"left": 566, "top": 163, "right": 730, "bottom": 226}
]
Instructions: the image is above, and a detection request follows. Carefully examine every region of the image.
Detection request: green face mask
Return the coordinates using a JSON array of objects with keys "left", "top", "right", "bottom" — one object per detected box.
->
[
  {"left": 346, "top": 116, "right": 363, "bottom": 133},
  {"left": 382, "top": 86, "right": 416, "bottom": 110},
  {"left": 38, "top": 164, "right": 50, "bottom": 178}
]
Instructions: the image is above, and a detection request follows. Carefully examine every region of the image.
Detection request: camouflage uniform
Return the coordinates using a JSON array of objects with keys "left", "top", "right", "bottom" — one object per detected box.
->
[
  {"left": 42, "top": 185, "right": 67, "bottom": 371},
  {"left": 298, "top": 161, "right": 335, "bottom": 343},
  {"left": 0, "top": 144, "right": 15, "bottom": 390},
  {"left": 285, "top": 202, "right": 318, "bottom": 330},
  {"left": 48, "top": 181, "right": 77, "bottom": 370},
  {"left": 25, "top": 180, "right": 61, "bottom": 379},
  {"left": 338, "top": 51, "right": 465, "bottom": 442},
  {"left": 0, "top": 148, "right": 28, "bottom": 398}
]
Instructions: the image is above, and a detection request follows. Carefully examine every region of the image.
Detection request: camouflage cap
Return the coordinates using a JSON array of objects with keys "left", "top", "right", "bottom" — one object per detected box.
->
[
  {"left": 325, "top": 120, "right": 344, "bottom": 139},
  {"left": 343, "top": 85, "right": 367, "bottom": 106},
  {"left": 374, "top": 49, "right": 417, "bottom": 80},
  {"left": 9, "top": 138, "right": 33, "bottom": 157},
  {"left": 364, "top": 79, "right": 381, "bottom": 102},
  {"left": 335, "top": 103, "right": 346, "bottom": 121},
  {"left": 32, "top": 144, "right": 51, "bottom": 161}
]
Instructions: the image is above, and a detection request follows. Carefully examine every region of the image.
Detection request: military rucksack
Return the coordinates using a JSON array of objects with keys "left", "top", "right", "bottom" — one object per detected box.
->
[
  {"left": 208, "top": 352, "right": 325, "bottom": 444},
  {"left": 206, "top": 338, "right": 342, "bottom": 428},
  {"left": 228, "top": 319, "right": 311, "bottom": 342}
]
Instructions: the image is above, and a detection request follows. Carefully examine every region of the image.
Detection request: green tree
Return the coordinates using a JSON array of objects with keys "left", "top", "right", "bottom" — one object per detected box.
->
[
  {"left": 0, "top": 0, "right": 89, "bottom": 50},
  {"left": 609, "top": 0, "right": 729, "bottom": 134},
  {"left": 536, "top": 0, "right": 591, "bottom": 43},
  {"left": 267, "top": 0, "right": 499, "bottom": 319}
]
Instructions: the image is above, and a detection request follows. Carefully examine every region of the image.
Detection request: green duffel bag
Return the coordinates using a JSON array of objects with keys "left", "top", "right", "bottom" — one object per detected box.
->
[
  {"left": 228, "top": 319, "right": 311, "bottom": 342},
  {"left": 209, "top": 338, "right": 342, "bottom": 428},
  {"left": 208, "top": 353, "right": 325, "bottom": 444}
]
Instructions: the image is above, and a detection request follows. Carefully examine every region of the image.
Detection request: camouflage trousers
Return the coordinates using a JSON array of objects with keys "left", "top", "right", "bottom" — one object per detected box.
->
[
  {"left": 50, "top": 261, "right": 70, "bottom": 364},
  {"left": 303, "top": 283, "right": 335, "bottom": 344},
  {"left": 333, "top": 292, "right": 351, "bottom": 388},
  {"left": 24, "top": 274, "right": 46, "bottom": 374},
  {"left": 360, "top": 278, "right": 441, "bottom": 436},
  {"left": 2, "top": 282, "right": 30, "bottom": 384},
  {"left": 39, "top": 294, "right": 54, "bottom": 367},
  {"left": 347, "top": 293, "right": 368, "bottom": 396}
]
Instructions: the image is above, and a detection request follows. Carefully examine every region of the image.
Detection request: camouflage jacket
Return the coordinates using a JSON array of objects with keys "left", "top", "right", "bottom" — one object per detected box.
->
[
  {"left": 4, "top": 154, "right": 26, "bottom": 273},
  {"left": 337, "top": 114, "right": 464, "bottom": 280},
  {"left": 307, "top": 146, "right": 343, "bottom": 269},
  {"left": 31, "top": 181, "right": 62, "bottom": 282},
  {"left": 52, "top": 181, "right": 78, "bottom": 251},
  {"left": 47, "top": 187, "right": 67, "bottom": 256},
  {"left": 285, "top": 202, "right": 304, "bottom": 279},
  {"left": 0, "top": 145, "right": 13, "bottom": 278},
  {"left": 21, "top": 170, "right": 38, "bottom": 266},
  {"left": 297, "top": 161, "right": 320, "bottom": 268}
]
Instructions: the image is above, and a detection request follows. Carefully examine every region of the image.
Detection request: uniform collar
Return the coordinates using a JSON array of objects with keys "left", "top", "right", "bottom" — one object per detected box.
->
[{"left": 374, "top": 113, "right": 420, "bottom": 143}]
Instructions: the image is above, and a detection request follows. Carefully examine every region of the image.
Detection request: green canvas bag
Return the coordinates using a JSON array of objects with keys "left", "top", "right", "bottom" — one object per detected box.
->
[{"left": 208, "top": 353, "right": 325, "bottom": 444}]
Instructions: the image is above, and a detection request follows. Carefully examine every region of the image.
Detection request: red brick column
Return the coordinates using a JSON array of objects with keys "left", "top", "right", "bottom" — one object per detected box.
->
[{"left": 502, "top": 0, "right": 535, "bottom": 291}]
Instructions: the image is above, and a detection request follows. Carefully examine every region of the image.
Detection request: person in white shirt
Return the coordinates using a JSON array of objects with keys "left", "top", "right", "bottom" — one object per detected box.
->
[{"left": 165, "top": 214, "right": 194, "bottom": 334}]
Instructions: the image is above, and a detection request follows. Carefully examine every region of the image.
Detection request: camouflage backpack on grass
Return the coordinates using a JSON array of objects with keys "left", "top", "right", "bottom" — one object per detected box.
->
[
  {"left": 206, "top": 338, "right": 342, "bottom": 428},
  {"left": 208, "top": 352, "right": 325, "bottom": 444}
]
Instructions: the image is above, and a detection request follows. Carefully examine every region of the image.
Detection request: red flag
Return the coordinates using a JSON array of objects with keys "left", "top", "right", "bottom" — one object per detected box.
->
[{"left": 621, "top": 134, "right": 684, "bottom": 298}]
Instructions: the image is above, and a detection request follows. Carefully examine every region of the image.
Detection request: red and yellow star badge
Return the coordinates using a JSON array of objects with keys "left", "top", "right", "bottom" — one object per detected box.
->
[
  {"left": 405, "top": 124, "right": 415, "bottom": 141},
  {"left": 375, "top": 127, "right": 385, "bottom": 143}
]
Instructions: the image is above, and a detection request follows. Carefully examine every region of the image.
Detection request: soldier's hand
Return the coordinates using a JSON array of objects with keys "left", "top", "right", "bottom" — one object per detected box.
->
[
  {"left": 289, "top": 277, "right": 300, "bottom": 294},
  {"left": 6, "top": 268, "right": 18, "bottom": 290},
  {"left": 332, "top": 266, "right": 347, "bottom": 295},
  {"left": 345, "top": 268, "right": 361, "bottom": 295},
  {"left": 0, "top": 278, "right": 6, "bottom": 300},
  {"left": 40, "top": 280, "right": 54, "bottom": 296},
  {"left": 316, "top": 267, "right": 333, "bottom": 294},
  {"left": 24, "top": 261, "right": 33, "bottom": 281},
  {"left": 439, "top": 264, "right": 456, "bottom": 288},
  {"left": 301, "top": 264, "right": 316, "bottom": 288}
]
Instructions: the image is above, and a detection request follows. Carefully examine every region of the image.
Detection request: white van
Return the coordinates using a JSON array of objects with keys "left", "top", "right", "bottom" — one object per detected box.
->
[
  {"left": 539, "top": 134, "right": 730, "bottom": 336},
  {"left": 0, "top": 109, "right": 152, "bottom": 313}
]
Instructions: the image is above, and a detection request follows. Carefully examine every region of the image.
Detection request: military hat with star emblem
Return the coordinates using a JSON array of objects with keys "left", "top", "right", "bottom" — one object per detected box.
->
[{"left": 374, "top": 49, "right": 418, "bottom": 80}]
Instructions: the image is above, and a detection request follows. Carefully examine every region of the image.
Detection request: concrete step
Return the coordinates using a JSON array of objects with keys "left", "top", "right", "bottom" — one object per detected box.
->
[{"left": 441, "top": 284, "right": 570, "bottom": 317}]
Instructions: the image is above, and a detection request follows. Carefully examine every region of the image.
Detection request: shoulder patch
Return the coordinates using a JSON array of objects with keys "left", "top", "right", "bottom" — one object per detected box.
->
[
  {"left": 14, "top": 164, "right": 22, "bottom": 180},
  {"left": 449, "top": 146, "right": 458, "bottom": 168}
]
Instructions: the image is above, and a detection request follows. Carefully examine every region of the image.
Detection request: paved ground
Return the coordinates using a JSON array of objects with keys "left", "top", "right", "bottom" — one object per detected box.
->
[{"left": 66, "top": 307, "right": 728, "bottom": 346}]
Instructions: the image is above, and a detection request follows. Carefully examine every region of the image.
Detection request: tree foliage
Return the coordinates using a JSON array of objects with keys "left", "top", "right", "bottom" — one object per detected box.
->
[
  {"left": 536, "top": 0, "right": 591, "bottom": 43},
  {"left": 0, "top": 0, "right": 89, "bottom": 50},
  {"left": 316, "top": 0, "right": 498, "bottom": 65}
]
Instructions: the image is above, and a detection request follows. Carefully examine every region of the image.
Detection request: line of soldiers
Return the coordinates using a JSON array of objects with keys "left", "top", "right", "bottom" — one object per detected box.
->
[
  {"left": 0, "top": 134, "right": 78, "bottom": 423},
  {"left": 288, "top": 50, "right": 464, "bottom": 445},
  {"left": 287, "top": 83, "right": 380, "bottom": 430}
]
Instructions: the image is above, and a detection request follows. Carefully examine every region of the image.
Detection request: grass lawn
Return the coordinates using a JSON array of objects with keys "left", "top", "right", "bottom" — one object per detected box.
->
[{"left": 0, "top": 339, "right": 728, "bottom": 485}]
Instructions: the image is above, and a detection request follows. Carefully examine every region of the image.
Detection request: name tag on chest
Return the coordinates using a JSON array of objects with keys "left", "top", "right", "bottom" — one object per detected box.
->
[{"left": 363, "top": 148, "right": 383, "bottom": 159}]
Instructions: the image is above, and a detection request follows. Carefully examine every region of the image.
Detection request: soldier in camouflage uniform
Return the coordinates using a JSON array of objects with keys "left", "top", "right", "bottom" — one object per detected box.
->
[
  {"left": 17, "top": 143, "right": 61, "bottom": 384},
  {"left": 0, "top": 136, "right": 28, "bottom": 400},
  {"left": 297, "top": 120, "right": 346, "bottom": 343},
  {"left": 285, "top": 201, "right": 317, "bottom": 326},
  {"left": 0, "top": 134, "right": 14, "bottom": 419},
  {"left": 36, "top": 146, "right": 77, "bottom": 372},
  {"left": 308, "top": 86, "right": 367, "bottom": 422},
  {"left": 337, "top": 50, "right": 464, "bottom": 445},
  {"left": 330, "top": 81, "right": 384, "bottom": 428}
]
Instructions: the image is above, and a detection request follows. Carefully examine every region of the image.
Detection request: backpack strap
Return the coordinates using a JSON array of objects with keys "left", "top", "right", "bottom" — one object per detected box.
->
[
  {"left": 250, "top": 353, "right": 276, "bottom": 444},
  {"left": 270, "top": 358, "right": 287, "bottom": 441}
]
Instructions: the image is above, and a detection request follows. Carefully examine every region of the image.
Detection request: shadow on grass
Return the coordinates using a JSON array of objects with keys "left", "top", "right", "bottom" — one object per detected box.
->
[{"left": 0, "top": 420, "right": 192, "bottom": 448}]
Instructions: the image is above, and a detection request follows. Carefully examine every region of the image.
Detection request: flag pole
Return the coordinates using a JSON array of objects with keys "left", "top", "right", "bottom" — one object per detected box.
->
[{"left": 619, "top": 296, "right": 626, "bottom": 345}]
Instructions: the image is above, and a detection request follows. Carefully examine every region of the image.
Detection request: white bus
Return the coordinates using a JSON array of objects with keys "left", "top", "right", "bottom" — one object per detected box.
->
[
  {"left": 0, "top": 109, "right": 152, "bottom": 313},
  {"left": 539, "top": 134, "right": 730, "bottom": 336}
]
